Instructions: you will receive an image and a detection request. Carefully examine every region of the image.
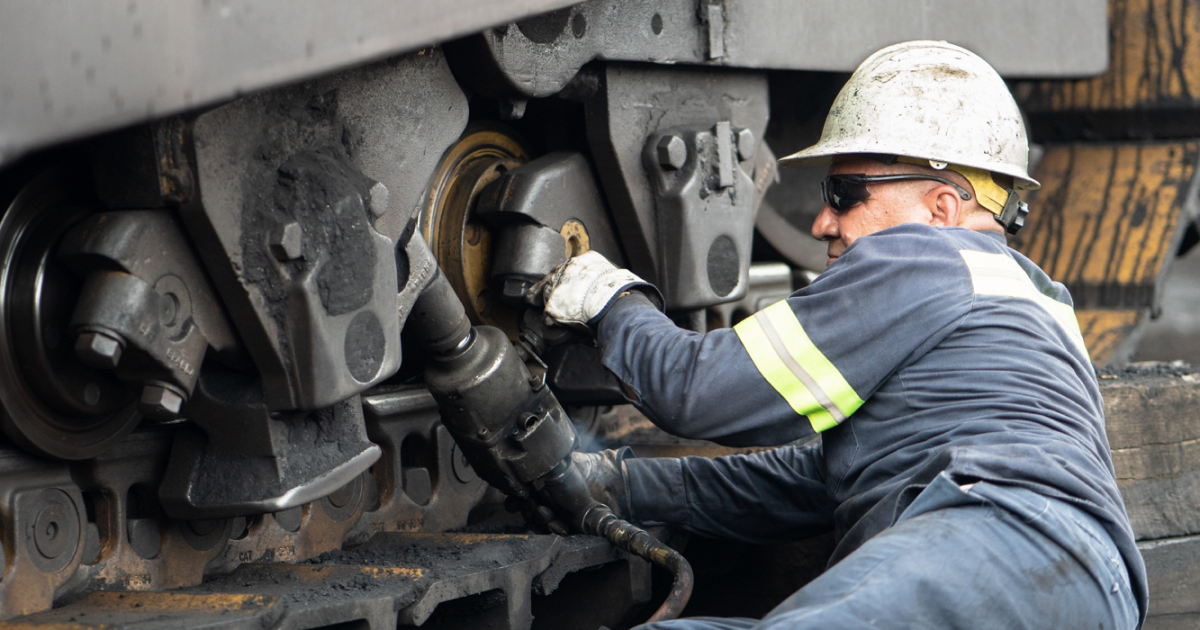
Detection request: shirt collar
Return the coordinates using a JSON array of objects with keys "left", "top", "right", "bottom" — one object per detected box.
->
[{"left": 978, "top": 230, "right": 1007, "bottom": 245}]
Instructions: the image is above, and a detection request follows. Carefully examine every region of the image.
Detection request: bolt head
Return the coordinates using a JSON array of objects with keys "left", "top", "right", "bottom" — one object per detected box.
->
[
  {"left": 139, "top": 385, "right": 184, "bottom": 421},
  {"left": 75, "top": 331, "right": 123, "bottom": 370},
  {"left": 269, "top": 222, "right": 303, "bottom": 261},
  {"left": 367, "top": 182, "right": 389, "bottom": 218},
  {"left": 657, "top": 135, "right": 688, "bottom": 170},
  {"left": 736, "top": 128, "right": 756, "bottom": 161}
]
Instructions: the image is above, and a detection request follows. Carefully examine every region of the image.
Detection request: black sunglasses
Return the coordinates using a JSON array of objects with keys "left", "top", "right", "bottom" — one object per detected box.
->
[{"left": 821, "top": 174, "right": 973, "bottom": 213}]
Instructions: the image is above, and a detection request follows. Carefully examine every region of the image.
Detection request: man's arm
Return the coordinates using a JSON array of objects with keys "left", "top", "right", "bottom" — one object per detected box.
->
[
  {"left": 625, "top": 442, "right": 837, "bottom": 544},
  {"left": 598, "top": 294, "right": 815, "bottom": 446},
  {"left": 596, "top": 226, "right": 975, "bottom": 446},
  {"left": 536, "top": 225, "right": 975, "bottom": 446}
]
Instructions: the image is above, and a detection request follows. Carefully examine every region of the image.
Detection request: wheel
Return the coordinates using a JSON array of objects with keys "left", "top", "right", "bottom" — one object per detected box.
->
[
  {"left": 0, "top": 164, "right": 140, "bottom": 459},
  {"left": 421, "top": 124, "right": 530, "bottom": 337}
]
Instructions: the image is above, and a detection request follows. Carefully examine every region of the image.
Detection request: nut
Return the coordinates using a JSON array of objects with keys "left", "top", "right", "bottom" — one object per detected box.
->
[
  {"left": 75, "top": 330, "right": 123, "bottom": 370},
  {"left": 736, "top": 127, "right": 756, "bottom": 161},
  {"left": 656, "top": 135, "right": 687, "bottom": 170},
  {"left": 139, "top": 384, "right": 185, "bottom": 421},
  {"left": 268, "top": 222, "right": 303, "bottom": 261}
]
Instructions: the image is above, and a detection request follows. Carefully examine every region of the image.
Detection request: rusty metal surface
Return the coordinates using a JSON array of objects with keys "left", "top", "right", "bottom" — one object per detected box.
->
[
  {"left": 0, "top": 533, "right": 649, "bottom": 630},
  {"left": 0, "top": 385, "right": 491, "bottom": 620}
]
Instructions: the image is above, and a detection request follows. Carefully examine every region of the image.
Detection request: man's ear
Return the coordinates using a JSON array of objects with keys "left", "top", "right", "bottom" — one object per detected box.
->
[{"left": 928, "top": 185, "right": 964, "bottom": 227}]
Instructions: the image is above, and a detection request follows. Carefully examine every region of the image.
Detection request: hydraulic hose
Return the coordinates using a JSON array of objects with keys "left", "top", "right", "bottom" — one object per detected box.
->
[
  {"left": 409, "top": 234, "right": 693, "bottom": 621},
  {"left": 542, "top": 459, "right": 694, "bottom": 621},
  {"left": 583, "top": 506, "right": 695, "bottom": 622}
]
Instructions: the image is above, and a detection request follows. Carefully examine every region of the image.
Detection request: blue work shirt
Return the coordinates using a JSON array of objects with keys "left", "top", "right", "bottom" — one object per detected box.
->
[{"left": 596, "top": 224, "right": 1147, "bottom": 625}]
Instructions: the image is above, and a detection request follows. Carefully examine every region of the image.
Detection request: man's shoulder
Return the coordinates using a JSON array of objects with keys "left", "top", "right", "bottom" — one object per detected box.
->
[
  {"left": 812, "top": 225, "right": 979, "bottom": 309},
  {"left": 841, "top": 224, "right": 1006, "bottom": 267}
]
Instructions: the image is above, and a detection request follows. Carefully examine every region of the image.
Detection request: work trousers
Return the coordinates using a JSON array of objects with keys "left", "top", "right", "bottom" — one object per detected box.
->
[{"left": 633, "top": 471, "right": 1139, "bottom": 630}]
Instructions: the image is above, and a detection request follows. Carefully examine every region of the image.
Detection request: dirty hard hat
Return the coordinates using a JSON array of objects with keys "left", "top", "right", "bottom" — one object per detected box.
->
[{"left": 778, "top": 41, "right": 1039, "bottom": 194}]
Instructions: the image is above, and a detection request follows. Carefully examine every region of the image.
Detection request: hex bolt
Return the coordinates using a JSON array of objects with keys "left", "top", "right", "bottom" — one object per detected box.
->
[
  {"left": 367, "top": 181, "right": 389, "bottom": 218},
  {"left": 501, "top": 277, "right": 535, "bottom": 305},
  {"left": 268, "top": 221, "right": 303, "bottom": 261},
  {"left": 127, "top": 517, "right": 161, "bottom": 559},
  {"left": 139, "top": 384, "right": 185, "bottom": 421},
  {"left": 75, "top": 330, "right": 124, "bottom": 370},
  {"left": 657, "top": 135, "right": 688, "bottom": 170},
  {"left": 736, "top": 127, "right": 757, "bottom": 161}
]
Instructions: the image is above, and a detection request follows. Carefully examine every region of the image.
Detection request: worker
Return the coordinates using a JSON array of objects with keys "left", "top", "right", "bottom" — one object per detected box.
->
[{"left": 530, "top": 41, "right": 1145, "bottom": 629}]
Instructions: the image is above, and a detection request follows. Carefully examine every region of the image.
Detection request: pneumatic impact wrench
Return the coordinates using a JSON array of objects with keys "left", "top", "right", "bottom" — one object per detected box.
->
[{"left": 406, "top": 235, "right": 693, "bottom": 622}]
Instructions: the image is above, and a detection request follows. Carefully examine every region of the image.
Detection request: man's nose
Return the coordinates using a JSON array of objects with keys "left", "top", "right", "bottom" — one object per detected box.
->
[{"left": 811, "top": 205, "right": 839, "bottom": 241}]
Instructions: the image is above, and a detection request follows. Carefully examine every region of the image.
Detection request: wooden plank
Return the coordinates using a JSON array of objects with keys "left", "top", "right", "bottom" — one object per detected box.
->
[
  {"left": 1015, "top": 143, "right": 1197, "bottom": 307},
  {"left": 1011, "top": 142, "right": 1198, "bottom": 363},
  {"left": 1120, "top": 473, "right": 1200, "bottom": 541},
  {"left": 1103, "top": 374, "right": 1200, "bottom": 539},
  {"left": 1079, "top": 309, "right": 1143, "bottom": 364},
  {"left": 1019, "top": 0, "right": 1200, "bottom": 113},
  {"left": 1102, "top": 375, "right": 1200, "bottom": 450},
  {"left": 1140, "top": 534, "right": 1200, "bottom": 626}
]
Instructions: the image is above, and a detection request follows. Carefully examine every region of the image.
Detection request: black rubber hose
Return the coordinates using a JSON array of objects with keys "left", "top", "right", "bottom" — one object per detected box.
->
[
  {"left": 583, "top": 506, "right": 694, "bottom": 622},
  {"left": 541, "top": 459, "right": 694, "bottom": 621}
]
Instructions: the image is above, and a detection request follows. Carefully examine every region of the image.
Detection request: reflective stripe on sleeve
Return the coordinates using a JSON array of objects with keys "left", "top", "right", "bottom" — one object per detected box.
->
[
  {"left": 734, "top": 301, "right": 864, "bottom": 432},
  {"left": 959, "top": 249, "right": 1090, "bottom": 359}
]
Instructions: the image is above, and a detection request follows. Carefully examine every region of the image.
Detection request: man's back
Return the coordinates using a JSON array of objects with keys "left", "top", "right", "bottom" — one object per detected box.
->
[{"left": 806, "top": 226, "right": 1137, "bottom": 587}]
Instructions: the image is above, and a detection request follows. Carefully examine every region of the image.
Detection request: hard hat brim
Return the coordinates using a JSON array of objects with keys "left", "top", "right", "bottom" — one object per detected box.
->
[{"left": 778, "top": 144, "right": 1041, "bottom": 191}]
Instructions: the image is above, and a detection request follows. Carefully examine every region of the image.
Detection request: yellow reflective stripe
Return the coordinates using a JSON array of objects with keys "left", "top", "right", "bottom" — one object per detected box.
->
[
  {"left": 734, "top": 301, "right": 863, "bottom": 432},
  {"left": 761, "top": 302, "right": 865, "bottom": 420},
  {"left": 958, "top": 250, "right": 1090, "bottom": 359}
]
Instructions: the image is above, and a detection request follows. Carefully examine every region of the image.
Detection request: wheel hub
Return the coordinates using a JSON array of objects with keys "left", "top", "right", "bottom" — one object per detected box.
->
[
  {"left": 421, "top": 126, "right": 531, "bottom": 337},
  {"left": 0, "top": 165, "right": 139, "bottom": 459}
]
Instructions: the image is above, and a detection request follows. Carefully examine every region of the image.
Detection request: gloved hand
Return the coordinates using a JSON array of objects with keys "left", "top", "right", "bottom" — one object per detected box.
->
[
  {"left": 527, "top": 251, "right": 663, "bottom": 329},
  {"left": 569, "top": 446, "right": 634, "bottom": 519}
]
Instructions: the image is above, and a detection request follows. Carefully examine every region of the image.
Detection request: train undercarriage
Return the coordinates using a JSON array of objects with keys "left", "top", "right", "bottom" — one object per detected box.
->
[{"left": 4, "top": 0, "right": 1200, "bottom": 628}]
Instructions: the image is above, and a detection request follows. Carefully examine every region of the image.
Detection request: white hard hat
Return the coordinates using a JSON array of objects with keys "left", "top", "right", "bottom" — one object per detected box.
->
[{"left": 779, "top": 41, "right": 1039, "bottom": 192}]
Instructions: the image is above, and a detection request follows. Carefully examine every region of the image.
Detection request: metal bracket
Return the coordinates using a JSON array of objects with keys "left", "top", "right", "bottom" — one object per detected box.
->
[
  {"left": 182, "top": 50, "right": 468, "bottom": 411},
  {"left": 158, "top": 364, "right": 380, "bottom": 520},
  {"left": 584, "top": 64, "right": 769, "bottom": 303},
  {"left": 58, "top": 211, "right": 239, "bottom": 420},
  {"left": 642, "top": 122, "right": 758, "bottom": 309}
]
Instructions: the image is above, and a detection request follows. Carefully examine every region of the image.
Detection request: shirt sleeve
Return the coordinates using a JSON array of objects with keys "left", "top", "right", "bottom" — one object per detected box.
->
[
  {"left": 625, "top": 441, "right": 836, "bottom": 544},
  {"left": 596, "top": 225, "right": 975, "bottom": 446}
]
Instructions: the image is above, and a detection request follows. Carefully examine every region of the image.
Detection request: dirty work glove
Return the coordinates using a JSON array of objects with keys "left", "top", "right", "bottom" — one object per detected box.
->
[
  {"left": 527, "top": 251, "right": 663, "bottom": 329},
  {"left": 569, "top": 447, "right": 634, "bottom": 519}
]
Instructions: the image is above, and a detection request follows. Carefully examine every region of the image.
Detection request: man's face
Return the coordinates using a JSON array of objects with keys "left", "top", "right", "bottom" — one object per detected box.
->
[{"left": 811, "top": 157, "right": 942, "bottom": 267}]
